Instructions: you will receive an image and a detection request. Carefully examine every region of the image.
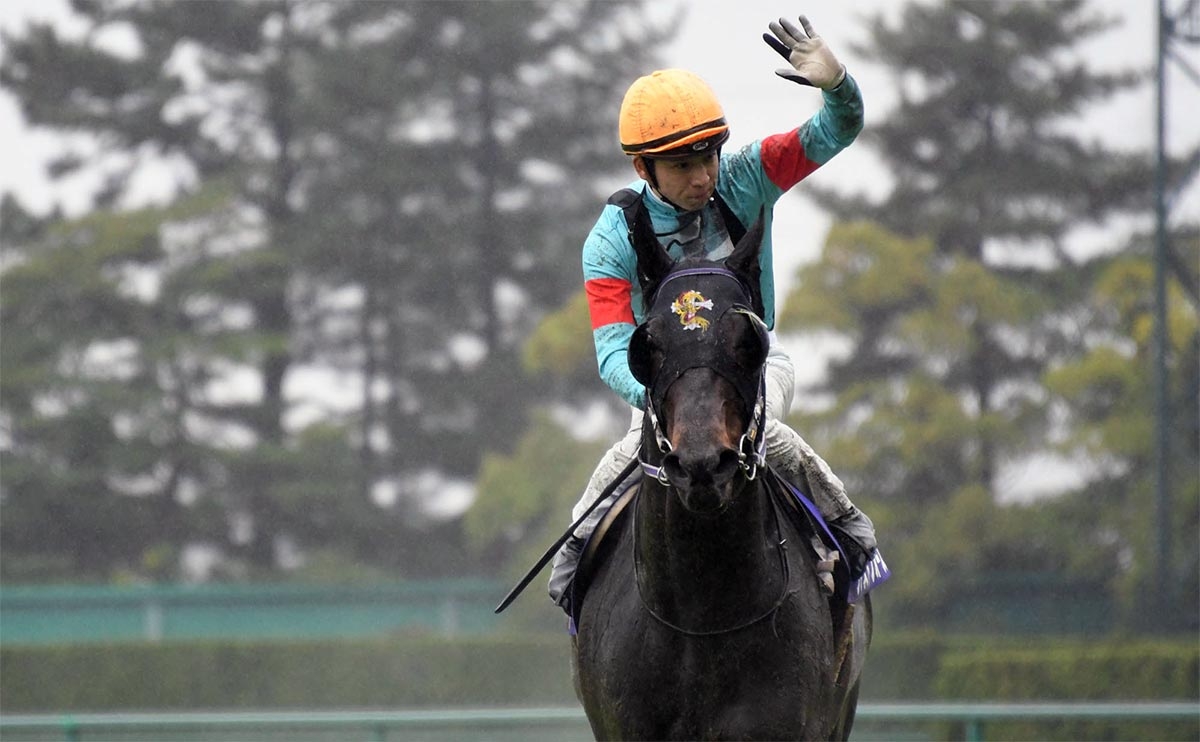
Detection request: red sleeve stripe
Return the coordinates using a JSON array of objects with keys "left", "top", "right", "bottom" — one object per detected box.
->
[
  {"left": 585, "top": 277, "right": 635, "bottom": 329},
  {"left": 761, "top": 129, "right": 820, "bottom": 190}
]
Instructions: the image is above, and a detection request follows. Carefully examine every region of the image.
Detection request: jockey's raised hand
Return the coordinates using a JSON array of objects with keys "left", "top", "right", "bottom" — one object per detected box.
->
[{"left": 763, "top": 15, "right": 846, "bottom": 90}]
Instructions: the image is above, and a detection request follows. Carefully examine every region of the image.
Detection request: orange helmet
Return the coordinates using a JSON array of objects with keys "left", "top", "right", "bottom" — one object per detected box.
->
[{"left": 619, "top": 69, "right": 730, "bottom": 158}]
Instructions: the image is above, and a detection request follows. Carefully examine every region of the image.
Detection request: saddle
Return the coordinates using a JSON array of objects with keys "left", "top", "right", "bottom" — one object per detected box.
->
[{"left": 569, "top": 473, "right": 642, "bottom": 633}]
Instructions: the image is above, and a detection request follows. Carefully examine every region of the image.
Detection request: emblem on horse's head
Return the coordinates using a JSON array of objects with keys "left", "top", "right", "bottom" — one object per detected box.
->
[{"left": 671, "top": 290, "right": 714, "bottom": 331}]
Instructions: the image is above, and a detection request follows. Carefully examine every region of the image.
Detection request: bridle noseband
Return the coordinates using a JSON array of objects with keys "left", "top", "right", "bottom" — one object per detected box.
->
[{"left": 639, "top": 375, "right": 767, "bottom": 486}]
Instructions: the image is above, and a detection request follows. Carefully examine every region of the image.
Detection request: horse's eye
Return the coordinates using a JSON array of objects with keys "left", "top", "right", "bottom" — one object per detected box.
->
[{"left": 722, "top": 312, "right": 768, "bottom": 371}]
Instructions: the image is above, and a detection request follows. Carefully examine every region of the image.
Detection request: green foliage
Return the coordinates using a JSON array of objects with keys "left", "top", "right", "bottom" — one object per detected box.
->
[
  {"left": 1046, "top": 346, "right": 1149, "bottom": 457},
  {"left": 464, "top": 413, "right": 606, "bottom": 614},
  {"left": 1041, "top": 247, "right": 1199, "bottom": 624},
  {"left": 522, "top": 289, "right": 595, "bottom": 379},
  {"left": 0, "top": 189, "right": 238, "bottom": 581},
  {"left": 1046, "top": 254, "right": 1197, "bottom": 461},
  {"left": 937, "top": 640, "right": 1200, "bottom": 700},
  {"left": 935, "top": 641, "right": 1200, "bottom": 740},
  {"left": 780, "top": 221, "right": 934, "bottom": 336},
  {"left": 462, "top": 413, "right": 609, "bottom": 630}
]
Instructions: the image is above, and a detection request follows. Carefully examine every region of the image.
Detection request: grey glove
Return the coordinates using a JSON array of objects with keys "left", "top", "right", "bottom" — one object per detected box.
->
[{"left": 763, "top": 15, "right": 846, "bottom": 90}]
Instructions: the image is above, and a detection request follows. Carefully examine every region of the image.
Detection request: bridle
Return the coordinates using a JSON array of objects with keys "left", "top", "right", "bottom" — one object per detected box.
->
[
  {"left": 630, "top": 267, "right": 788, "bottom": 636},
  {"left": 639, "top": 376, "right": 767, "bottom": 486},
  {"left": 635, "top": 265, "right": 768, "bottom": 487}
]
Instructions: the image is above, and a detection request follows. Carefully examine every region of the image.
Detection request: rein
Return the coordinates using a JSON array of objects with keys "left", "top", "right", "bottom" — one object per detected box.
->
[
  {"left": 632, "top": 476, "right": 794, "bottom": 636},
  {"left": 632, "top": 264, "right": 784, "bottom": 636}
]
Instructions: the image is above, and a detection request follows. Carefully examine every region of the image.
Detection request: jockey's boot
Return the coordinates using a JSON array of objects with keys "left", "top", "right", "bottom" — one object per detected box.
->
[
  {"left": 764, "top": 419, "right": 879, "bottom": 580},
  {"left": 828, "top": 507, "right": 877, "bottom": 578},
  {"left": 548, "top": 424, "right": 644, "bottom": 617},
  {"left": 548, "top": 534, "right": 586, "bottom": 617}
]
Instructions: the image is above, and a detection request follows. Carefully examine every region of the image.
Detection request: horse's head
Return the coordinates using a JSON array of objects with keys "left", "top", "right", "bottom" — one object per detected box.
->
[{"left": 627, "top": 208, "right": 769, "bottom": 514}]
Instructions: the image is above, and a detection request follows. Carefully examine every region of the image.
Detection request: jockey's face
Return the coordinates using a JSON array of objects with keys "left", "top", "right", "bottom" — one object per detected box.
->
[{"left": 636, "top": 152, "right": 719, "bottom": 212}]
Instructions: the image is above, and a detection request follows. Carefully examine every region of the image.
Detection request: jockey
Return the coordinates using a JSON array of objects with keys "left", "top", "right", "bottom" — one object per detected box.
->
[{"left": 548, "top": 15, "right": 879, "bottom": 612}]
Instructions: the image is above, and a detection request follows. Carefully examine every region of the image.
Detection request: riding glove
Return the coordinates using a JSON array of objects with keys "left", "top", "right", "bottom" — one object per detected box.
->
[{"left": 763, "top": 15, "right": 846, "bottom": 90}]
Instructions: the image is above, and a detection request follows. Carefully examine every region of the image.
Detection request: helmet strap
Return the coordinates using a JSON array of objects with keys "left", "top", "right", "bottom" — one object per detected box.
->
[
  {"left": 637, "top": 156, "right": 661, "bottom": 191},
  {"left": 635, "top": 157, "right": 684, "bottom": 211}
]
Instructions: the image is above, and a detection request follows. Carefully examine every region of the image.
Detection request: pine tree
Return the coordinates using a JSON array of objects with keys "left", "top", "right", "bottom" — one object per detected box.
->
[
  {"left": 283, "top": 0, "right": 665, "bottom": 573},
  {"left": 0, "top": 190, "right": 230, "bottom": 580},
  {"left": 778, "top": 0, "right": 1169, "bottom": 625},
  {"left": 0, "top": 0, "right": 662, "bottom": 580}
]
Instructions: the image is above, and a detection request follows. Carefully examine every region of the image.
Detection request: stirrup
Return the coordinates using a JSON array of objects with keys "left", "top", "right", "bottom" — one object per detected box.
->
[{"left": 810, "top": 536, "right": 838, "bottom": 596}]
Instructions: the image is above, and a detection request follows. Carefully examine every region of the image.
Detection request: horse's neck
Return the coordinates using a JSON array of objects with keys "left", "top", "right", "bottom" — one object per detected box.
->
[{"left": 635, "top": 476, "right": 782, "bottom": 609}]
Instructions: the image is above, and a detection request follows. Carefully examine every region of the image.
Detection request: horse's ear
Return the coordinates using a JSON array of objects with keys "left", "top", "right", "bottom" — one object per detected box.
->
[
  {"left": 725, "top": 206, "right": 765, "bottom": 315},
  {"left": 629, "top": 203, "right": 673, "bottom": 298},
  {"left": 725, "top": 206, "right": 765, "bottom": 277},
  {"left": 628, "top": 315, "right": 665, "bottom": 387}
]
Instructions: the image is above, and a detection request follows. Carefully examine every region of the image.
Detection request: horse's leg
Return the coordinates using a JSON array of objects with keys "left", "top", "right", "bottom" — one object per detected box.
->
[{"left": 573, "top": 525, "right": 653, "bottom": 741}]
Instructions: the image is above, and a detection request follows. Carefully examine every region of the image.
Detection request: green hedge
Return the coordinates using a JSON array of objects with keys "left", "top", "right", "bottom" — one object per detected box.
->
[
  {"left": 936, "top": 640, "right": 1199, "bottom": 699},
  {"left": 858, "top": 630, "right": 949, "bottom": 699},
  {"left": 2, "top": 632, "right": 1196, "bottom": 722},
  {"left": 1, "top": 634, "right": 579, "bottom": 712},
  {"left": 932, "top": 640, "right": 1200, "bottom": 741},
  {"left": 859, "top": 631, "right": 1045, "bottom": 699}
]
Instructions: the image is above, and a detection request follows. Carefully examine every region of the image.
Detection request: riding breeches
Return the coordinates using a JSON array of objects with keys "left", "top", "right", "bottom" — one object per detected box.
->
[{"left": 547, "top": 342, "right": 869, "bottom": 608}]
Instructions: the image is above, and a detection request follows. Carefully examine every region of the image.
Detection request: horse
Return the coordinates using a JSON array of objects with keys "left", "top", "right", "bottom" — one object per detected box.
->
[{"left": 569, "top": 209, "right": 872, "bottom": 741}]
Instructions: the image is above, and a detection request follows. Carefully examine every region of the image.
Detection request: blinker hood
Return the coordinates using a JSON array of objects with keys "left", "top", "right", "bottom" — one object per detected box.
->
[{"left": 633, "top": 264, "right": 768, "bottom": 420}]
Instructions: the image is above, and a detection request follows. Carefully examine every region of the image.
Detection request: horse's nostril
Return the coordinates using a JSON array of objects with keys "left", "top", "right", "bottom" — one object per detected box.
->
[
  {"left": 715, "top": 448, "right": 741, "bottom": 480},
  {"left": 664, "top": 449, "right": 737, "bottom": 488},
  {"left": 662, "top": 453, "right": 687, "bottom": 484}
]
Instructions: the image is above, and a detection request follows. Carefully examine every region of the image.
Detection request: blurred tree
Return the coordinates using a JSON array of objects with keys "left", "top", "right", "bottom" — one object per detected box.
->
[
  {"left": 1043, "top": 240, "right": 1199, "bottom": 630},
  {"left": 521, "top": 288, "right": 619, "bottom": 415},
  {"left": 1, "top": 0, "right": 350, "bottom": 576},
  {"left": 462, "top": 410, "right": 608, "bottom": 629},
  {"left": 1, "top": 190, "right": 230, "bottom": 581},
  {"left": 778, "top": 0, "right": 1196, "bottom": 628},
  {"left": 292, "top": 1, "right": 666, "bottom": 574},
  {"left": 0, "top": 0, "right": 663, "bottom": 581},
  {"left": 461, "top": 279, "right": 632, "bottom": 616}
]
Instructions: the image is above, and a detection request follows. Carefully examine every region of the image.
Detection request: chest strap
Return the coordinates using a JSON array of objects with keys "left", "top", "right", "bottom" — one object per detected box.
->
[{"left": 607, "top": 187, "right": 748, "bottom": 255}]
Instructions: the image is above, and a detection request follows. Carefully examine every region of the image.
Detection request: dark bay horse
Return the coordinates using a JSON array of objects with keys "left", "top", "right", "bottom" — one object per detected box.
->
[{"left": 570, "top": 211, "right": 872, "bottom": 741}]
